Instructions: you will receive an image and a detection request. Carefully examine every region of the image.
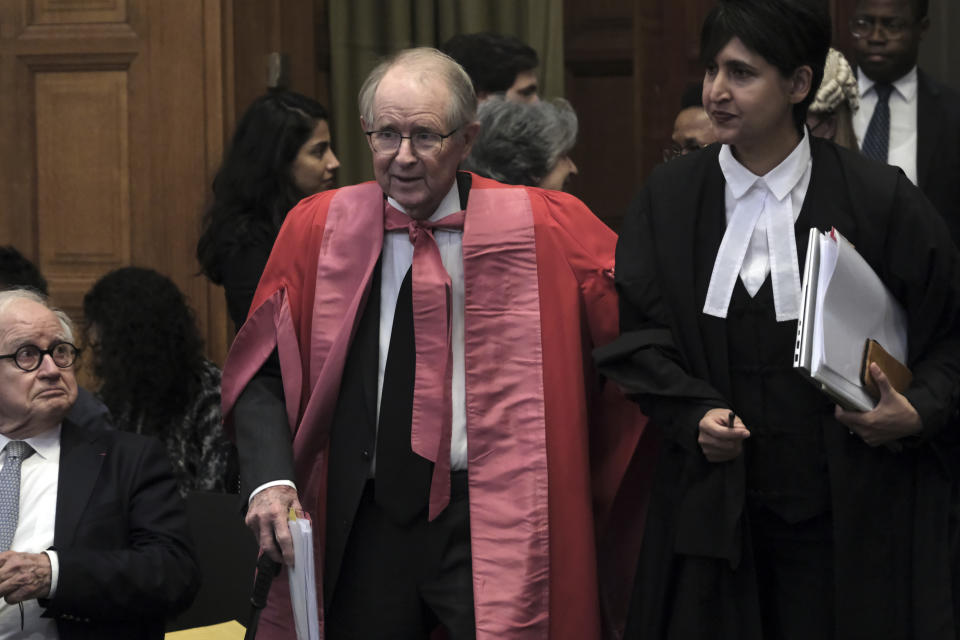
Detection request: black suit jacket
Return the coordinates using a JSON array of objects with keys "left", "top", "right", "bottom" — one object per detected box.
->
[
  {"left": 39, "top": 419, "right": 200, "bottom": 640},
  {"left": 916, "top": 69, "right": 960, "bottom": 246}
]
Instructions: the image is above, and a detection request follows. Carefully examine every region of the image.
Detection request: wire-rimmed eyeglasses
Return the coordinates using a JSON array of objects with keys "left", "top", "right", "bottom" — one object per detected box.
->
[
  {"left": 365, "top": 128, "right": 461, "bottom": 156},
  {"left": 0, "top": 342, "right": 79, "bottom": 372},
  {"left": 850, "top": 15, "right": 916, "bottom": 40}
]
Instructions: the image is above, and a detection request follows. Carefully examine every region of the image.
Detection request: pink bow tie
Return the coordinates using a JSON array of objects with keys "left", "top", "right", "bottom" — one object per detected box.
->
[{"left": 384, "top": 202, "right": 466, "bottom": 520}]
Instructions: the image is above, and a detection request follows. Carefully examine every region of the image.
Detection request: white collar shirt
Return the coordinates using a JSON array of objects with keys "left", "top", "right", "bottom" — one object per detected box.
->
[
  {"left": 703, "top": 129, "right": 812, "bottom": 322},
  {"left": 0, "top": 426, "right": 61, "bottom": 639},
  {"left": 853, "top": 66, "right": 919, "bottom": 184},
  {"left": 380, "top": 182, "right": 467, "bottom": 471}
]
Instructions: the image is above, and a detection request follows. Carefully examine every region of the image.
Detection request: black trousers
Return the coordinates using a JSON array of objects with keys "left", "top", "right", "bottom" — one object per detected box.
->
[
  {"left": 749, "top": 505, "right": 834, "bottom": 640},
  {"left": 325, "top": 472, "right": 475, "bottom": 640}
]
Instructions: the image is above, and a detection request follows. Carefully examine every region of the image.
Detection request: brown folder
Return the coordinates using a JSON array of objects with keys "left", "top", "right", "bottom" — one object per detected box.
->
[{"left": 861, "top": 338, "right": 913, "bottom": 399}]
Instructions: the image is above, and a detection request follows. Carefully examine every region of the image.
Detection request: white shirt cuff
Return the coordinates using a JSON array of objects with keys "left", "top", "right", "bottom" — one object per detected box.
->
[
  {"left": 43, "top": 550, "right": 59, "bottom": 598},
  {"left": 249, "top": 480, "right": 297, "bottom": 505}
]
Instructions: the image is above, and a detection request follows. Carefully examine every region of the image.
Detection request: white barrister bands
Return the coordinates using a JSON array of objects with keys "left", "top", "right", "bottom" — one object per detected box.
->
[{"left": 703, "top": 132, "right": 811, "bottom": 322}]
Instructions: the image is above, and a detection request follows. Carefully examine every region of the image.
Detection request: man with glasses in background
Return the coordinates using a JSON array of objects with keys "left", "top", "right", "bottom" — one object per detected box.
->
[
  {"left": 852, "top": 0, "right": 960, "bottom": 245},
  {"left": 222, "top": 47, "right": 648, "bottom": 640},
  {"left": 664, "top": 82, "right": 717, "bottom": 162},
  {"left": 0, "top": 288, "right": 198, "bottom": 639}
]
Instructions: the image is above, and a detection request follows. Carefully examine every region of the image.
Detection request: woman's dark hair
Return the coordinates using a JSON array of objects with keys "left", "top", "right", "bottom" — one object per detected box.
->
[
  {"left": 441, "top": 32, "right": 539, "bottom": 95},
  {"left": 196, "top": 89, "right": 329, "bottom": 283},
  {"left": 83, "top": 267, "right": 206, "bottom": 436},
  {"left": 0, "top": 246, "right": 48, "bottom": 294},
  {"left": 700, "top": 0, "right": 831, "bottom": 133}
]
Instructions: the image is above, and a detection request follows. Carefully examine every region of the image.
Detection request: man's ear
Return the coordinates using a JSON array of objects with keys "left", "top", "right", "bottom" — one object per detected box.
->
[
  {"left": 360, "top": 117, "right": 373, "bottom": 149},
  {"left": 459, "top": 120, "right": 482, "bottom": 160},
  {"left": 789, "top": 65, "right": 813, "bottom": 105}
]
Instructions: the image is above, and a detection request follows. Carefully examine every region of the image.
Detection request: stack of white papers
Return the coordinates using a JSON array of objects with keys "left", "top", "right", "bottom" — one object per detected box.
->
[
  {"left": 288, "top": 516, "right": 320, "bottom": 640},
  {"left": 794, "top": 227, "right": 907, "bottom": 411}
]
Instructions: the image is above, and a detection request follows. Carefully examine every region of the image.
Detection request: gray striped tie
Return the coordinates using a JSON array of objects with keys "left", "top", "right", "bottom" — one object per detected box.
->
[
  {"left": 861, "top": 83, "right": 893, "bottom": 162},
  {"left": 0, "top": 440, "right": 34, "bottom": 551}
]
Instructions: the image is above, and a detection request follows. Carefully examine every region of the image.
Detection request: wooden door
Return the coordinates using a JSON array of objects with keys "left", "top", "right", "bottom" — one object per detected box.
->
[{"left": 0, "top": 0, "right": 230, "bottom": 377}]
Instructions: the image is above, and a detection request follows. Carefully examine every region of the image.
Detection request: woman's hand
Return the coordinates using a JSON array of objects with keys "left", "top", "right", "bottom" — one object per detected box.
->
[
  {"left": 698, "top": 408, "right": 750, "bottom": 462},
  {"left": 835, "top": 363, "right": 922, "bottom": 447}
]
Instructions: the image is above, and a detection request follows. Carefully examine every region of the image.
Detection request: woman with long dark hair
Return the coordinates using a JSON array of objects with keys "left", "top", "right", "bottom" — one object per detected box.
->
[
  {"left": 197, "top": 90, "right": 339, "bottom": 330},
  {"left": 597, "top": 1, "right": 960, "bottom": 638},
  {"left": 83, "top": 266, "right": 237, "bottom": 496}
]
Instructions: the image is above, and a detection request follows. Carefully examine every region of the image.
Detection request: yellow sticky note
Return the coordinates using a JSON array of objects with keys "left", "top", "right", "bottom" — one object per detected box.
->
[{"left": 165, "top": 620, "right": 245, "bottom": 639}]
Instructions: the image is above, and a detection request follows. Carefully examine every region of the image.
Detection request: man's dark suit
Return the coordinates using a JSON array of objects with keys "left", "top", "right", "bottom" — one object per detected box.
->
[
  {"left": 908, "top": 70, "right": 959, "bottom": 245},
  {"left": 37, "top": 419, "right": 200, "bottom": 639}
]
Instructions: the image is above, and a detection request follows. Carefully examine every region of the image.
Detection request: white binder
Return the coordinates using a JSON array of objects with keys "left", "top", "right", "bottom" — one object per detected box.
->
[{"left": 793, "top": 227, "right": 908, "bottom": 411}]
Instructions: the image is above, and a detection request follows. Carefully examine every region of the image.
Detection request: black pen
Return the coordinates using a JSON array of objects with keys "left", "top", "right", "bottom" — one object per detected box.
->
[{"left": 728, "top": 410, "right": 736, "bottom": 429}]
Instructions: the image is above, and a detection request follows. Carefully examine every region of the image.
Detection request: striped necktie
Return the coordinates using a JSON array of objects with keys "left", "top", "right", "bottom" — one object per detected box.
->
[{"left": 861, "top": 83, "right": 894, "bottom": 162}]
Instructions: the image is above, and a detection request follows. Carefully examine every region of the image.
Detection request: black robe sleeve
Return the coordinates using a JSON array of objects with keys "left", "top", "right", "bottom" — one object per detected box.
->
[{"left": 595, "top": 182, "right": 727, "bottom": 454}]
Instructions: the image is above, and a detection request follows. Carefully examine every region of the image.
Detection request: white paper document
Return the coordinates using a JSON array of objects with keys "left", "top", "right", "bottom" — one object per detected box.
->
[
  {"left": 287, "top": 516, "right": 320, "bottom": 640},
  {"left": 794, "top": 227, "right": 908, "bottom": 411}
]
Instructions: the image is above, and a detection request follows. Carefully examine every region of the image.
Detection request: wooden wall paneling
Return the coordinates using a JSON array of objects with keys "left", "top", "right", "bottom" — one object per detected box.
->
[
  {"left": 2, "top": 4, "right": 144, "bottom": 325},
  {"left": 633, "top": 0, "right": 667, "bottom": 190},
  {"left": 314, "top": 0, "right": 331, "bottom": 109},
  {"left": 136, "top": 0, "right": 225, "bottom": 363},
  {"left": 0, "top": 2, "right": 36, "bottom": 255},
  {"left": 277, "top": 0, "right": 317, "bottom": 98},
  {"left": 563, "top": 0, "right": 634, "bottom": 230},
  {"left": 34, "top": 69, "right": 131, "bottom": 318},
  {"left": 231, "top": 0, "right": 278, "bottom": 113},
  {"left": 231, "top": 0, "right": 318, "bottom": 116},
  {"left": 30, "top": 0, "right": 126, "bottom": 25},
  {"left": 633, "top": 0, "right": 714, "bottom": 191}
]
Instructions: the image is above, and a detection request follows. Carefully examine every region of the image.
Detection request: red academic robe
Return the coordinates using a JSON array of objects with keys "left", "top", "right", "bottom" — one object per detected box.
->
[{"left": 221, "top": 173, "right": 651, "bottom": 639}]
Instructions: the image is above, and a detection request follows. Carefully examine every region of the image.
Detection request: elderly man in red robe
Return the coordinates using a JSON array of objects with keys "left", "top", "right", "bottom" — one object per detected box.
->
[{"left": 221, "top": 47, "right": 650, "bottom": 640}]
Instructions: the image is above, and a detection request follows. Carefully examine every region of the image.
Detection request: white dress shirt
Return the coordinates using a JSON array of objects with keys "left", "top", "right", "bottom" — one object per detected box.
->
[
  {"left": 854, "top": 66, "right": 919, "bottom": 184},
  {"left": 704, "top": 129, "right": 812, "bottom": 322},
  {"left": 0, "top": 427, "right": 61, "bottom": 639},
  {"left": 380, "top": 183, "right": 467, "bottom": 471}
]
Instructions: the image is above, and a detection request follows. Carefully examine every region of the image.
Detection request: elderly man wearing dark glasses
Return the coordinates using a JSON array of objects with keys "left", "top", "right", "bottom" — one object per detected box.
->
[{"left": 0, "top": 288, "right": 198, "bottom": 639}]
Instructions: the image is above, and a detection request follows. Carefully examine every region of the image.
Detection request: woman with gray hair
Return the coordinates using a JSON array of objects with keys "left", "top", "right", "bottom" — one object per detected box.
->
[{"left": 463, "top": 95, "right": 579, "bottom": 190}]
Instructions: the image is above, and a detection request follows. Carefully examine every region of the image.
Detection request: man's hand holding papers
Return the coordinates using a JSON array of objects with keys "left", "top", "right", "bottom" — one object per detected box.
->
[{"left": 246, "top": 485, "right": 305, "bottom": 565}]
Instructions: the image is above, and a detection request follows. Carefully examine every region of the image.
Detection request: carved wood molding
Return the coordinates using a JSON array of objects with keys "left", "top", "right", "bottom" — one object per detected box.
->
[
  {"left": 16, "top": 22, "right": 138, "bottom": 43},
  {"left": 28, "top": 0, "right": 127, "bottom": 26},
  {"left": 18, "top": 50, "right": 136, "bottom": 71}
]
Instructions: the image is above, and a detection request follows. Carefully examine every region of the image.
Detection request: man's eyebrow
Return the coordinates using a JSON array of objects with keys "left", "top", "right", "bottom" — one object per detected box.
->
[{"left": 518, "top": 85, "right": 538, "bottom": 95}]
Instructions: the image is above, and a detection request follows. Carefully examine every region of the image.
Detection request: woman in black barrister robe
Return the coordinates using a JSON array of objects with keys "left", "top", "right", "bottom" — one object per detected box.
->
[{"left": 596, "top": 1, "right": 960, "bottom": 639}]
